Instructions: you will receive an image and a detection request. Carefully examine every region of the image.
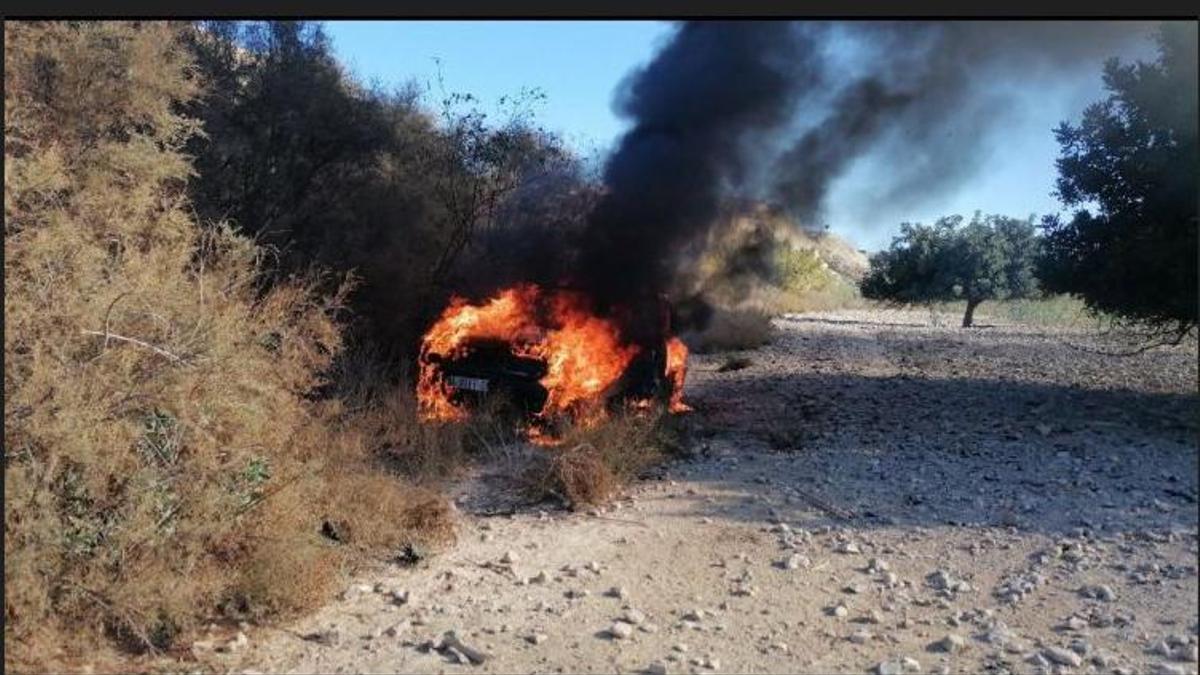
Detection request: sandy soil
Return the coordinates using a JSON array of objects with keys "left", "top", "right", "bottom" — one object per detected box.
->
[{"left": 214, "top": 308, "right": 1198, "bottom": 675}]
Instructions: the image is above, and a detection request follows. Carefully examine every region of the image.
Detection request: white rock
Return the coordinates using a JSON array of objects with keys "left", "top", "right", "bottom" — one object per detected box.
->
[
  {"left": 782, "top": 554, "right": 808, "bottom": 570},
  {"left": 526, "top": 633, "right": 548, "bottom": 645},
  {"left": 849, "top": 630, "right": 873, "bottom": 644},
  {"left": 837, "top": 541, "right": 862, "bottom": 554},
  {"left": 933, "top": 634, "right": 966, "bottom": 653},
  {"left": 609, "top": 622, "right": 634, "bottom": 640},
  {"left": 623, "top": 609, "right": 647, "bottom": 625},
  {"left": 876, "top": 662, "right": 903, "bottom": 675},
  {"left": 1043, "top": 646, "right": 1082, "bottom": 667},
  {"left": 1175, "top": 645, "right": 1200, "bottom": 663},
  {"left": 501, "top": 551, "right": 519, "bottom": 564}
]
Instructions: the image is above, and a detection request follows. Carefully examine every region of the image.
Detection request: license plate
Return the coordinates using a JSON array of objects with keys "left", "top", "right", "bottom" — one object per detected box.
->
[{"left": 447, "top": 375, "right": 489, "bottom": 393}]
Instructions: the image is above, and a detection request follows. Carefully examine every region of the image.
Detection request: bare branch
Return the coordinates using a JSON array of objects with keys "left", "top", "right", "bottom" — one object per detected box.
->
[{"left": 81, "top": 329, "right": 189, "bottom": 364}]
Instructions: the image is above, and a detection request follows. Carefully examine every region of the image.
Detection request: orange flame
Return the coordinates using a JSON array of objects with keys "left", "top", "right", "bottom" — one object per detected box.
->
[
  {"left": 418, "top": 284, "right": 654, "bottom": 426},
  {"left": 665, "top": 336, "right": 692, "bottom": 413}
]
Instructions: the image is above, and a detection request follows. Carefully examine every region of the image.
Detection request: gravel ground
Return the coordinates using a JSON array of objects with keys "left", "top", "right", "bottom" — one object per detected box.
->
[{"left": 215, "top": 308, "right": 1198, "bottom": 675}]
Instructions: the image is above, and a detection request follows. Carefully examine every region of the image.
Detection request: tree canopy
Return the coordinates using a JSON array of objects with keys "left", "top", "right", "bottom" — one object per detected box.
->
[
  {"left": 861, "top": 213, "right": 1041, "bottom": 327},
  {"left": 183, "top": 21, "right": 578, "bottom": 350},
  {"left": 1038, "top": 23, "right": 1198, "bottom": 342}
]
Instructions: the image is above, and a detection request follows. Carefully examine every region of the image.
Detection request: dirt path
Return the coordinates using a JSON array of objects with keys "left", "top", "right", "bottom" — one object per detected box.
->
[{"left": 218, "top": 309, "right": 1198, "bottom": 675}]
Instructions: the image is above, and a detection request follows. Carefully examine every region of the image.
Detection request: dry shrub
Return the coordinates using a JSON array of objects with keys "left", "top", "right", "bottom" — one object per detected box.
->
[
  {"left": 4, "top": 22, "right": 454, "bottom": 669},
  {"left": 354, "top": 387, "right": 474, "bottom": 485},
  {"left": 688, "top": 306, "right": 775, "bottom": 354},
  {"left": 327, "top": 347, "right": 518, "bottom": 485},
  {"left": 752, "top": 277, "right": 866, "bottom": 314},
  {"left": 227, "top": 536, "right": 343, "bottom": 621},
  {"left": 523, "top": 411, "right": 684, "bottom": 509}
]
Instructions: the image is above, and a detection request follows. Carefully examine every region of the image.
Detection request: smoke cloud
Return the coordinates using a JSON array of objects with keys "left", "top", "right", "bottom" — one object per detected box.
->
[{"left": 569, "top": 20, "right": 1157, "bottom": 314}]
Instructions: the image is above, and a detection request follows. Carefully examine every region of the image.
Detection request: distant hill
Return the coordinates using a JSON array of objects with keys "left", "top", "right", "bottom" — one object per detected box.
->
[{"left": 727, "top": 202, "right": 870, "bottom": 286}]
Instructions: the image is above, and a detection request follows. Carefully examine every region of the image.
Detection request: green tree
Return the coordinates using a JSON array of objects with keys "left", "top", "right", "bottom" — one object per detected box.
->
[
  {"left": 1039, "top": 24, "right": 1198, "bottom": 342},
  {"left": 861, "top": 213, "right": 1041, "bottom": 327}
]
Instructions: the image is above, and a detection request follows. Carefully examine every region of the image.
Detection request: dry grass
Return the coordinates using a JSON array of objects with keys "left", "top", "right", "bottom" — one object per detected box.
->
[
  {"left": 522, "top": 410, "right": 687, "bottom": 509},
  {"left": 4, "top": 23, "right": 456, "bottom": 670}
]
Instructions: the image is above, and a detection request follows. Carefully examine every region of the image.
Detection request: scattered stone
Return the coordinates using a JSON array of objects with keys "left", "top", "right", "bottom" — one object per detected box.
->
[
  {"left": 837, "top": 541, "right": 862, "bottom": 554},
  {"left": 983, "top": 625, "right": 1013, "bottom": 646},
  {"left": 926, "top": 570, "right": 971, "bottom": 594},
  {"left": 828, "top": 604, "right": 849, "bottom": 618},
  {"left": 501, "top": 551, "right": 519, "bottom": 564},
  {"left": 646, "top": 663, "right": 668, "bottom": 675},
  {"left": 876, "top": 657, "right": 921, "bottom": 675},
  {"left": 297, "top": 630, "right": 339, "bottom": 646},
  {"left": 932, "top": 634, "right": 966, "bottom": 653},
  {"left": 1080, "top": 584, "right": 1117, "bottom": 602},
  {"left": 606, "top": 586, "right": 629, "bottom": 599},
  {"left": 1043, "top": 646, "right": 1083, "bottom": 667},
  {"left": 1026, "top": 652, "right": 1050, "bottom": 668},
  {"left": 529, "top": 570, "right": 549, "bottom": 584},
  {"left": 623, "top": 609, "right": 647, "bottom": 625},
  {"left": 856, "top": 610, "right": 884, "bottom": 625},
  {"left": 849, "top": 630, "right": 873, "bottom": 644},
  {"left": 1176, "top": 645, "right": 1199, "bottom": 663},
  {"left": 1152, "top": 641, "right": 1175, "bottom": 657},
  {"left": 876, "top": 661, "right": 903, "bottom": 675},
  {"left": 1148, "top": 664, "right": 1187, "bottom": 675},
  {"left": 441, "top": 631, "right": 489, "bottom": 665},
  {"left": 781, "top": 553, "right": 809, "bottom": 570},
  {"left": 609, "top": 622, "right": 635, "bottom": 640},
  {"left": 868, "top": 558, "right": 891, "bottom": 572},
  {"left": 222, "top": 631, "right": 249, "bottom": 653},
  {"left": 526, "top": 633, "right": 548, "bottom": 646}
]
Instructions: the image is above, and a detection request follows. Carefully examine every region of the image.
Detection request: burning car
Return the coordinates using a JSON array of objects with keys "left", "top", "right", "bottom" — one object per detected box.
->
[{"left": 417, "top": 283, "right": 689, "bottom": 433}]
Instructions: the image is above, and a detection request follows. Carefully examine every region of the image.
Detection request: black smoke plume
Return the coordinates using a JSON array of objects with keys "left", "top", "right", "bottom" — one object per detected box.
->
[{"left": 568, "top": 20, "right": 1156, "bottom": 328}]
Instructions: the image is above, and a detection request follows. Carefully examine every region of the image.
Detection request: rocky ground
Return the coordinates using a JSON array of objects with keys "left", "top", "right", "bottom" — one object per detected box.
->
[{"left": 211, "top": 308, "right": 1198, "bottom": 675}]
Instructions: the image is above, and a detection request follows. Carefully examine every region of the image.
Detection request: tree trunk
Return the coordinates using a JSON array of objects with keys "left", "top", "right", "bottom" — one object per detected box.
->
[{"left": 962, "top": 298, "right": 981, "bottom": 327}]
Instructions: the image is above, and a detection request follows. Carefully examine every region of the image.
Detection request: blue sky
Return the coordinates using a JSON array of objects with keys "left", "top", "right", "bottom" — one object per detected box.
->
[
  {"left": 323, "top": 21, "right": 675, "bottom": 159},
  {"left": 323, "top": 21, "right": 1149, "bottom": 251}
]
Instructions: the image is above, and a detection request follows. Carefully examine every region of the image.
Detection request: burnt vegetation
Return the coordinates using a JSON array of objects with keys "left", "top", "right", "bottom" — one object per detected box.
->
[{"left": 3, "top": 19, "right": 1196, "bottom": 670}]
